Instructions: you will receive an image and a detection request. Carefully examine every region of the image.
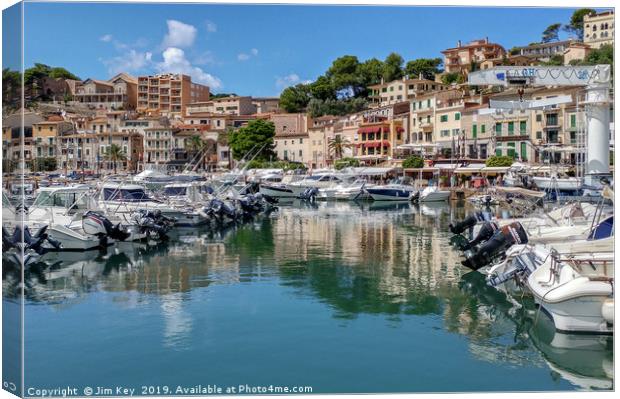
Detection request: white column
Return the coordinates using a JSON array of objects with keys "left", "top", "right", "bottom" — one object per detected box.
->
[{"left": 584, "top": 83, "right": 611, "bottom": 179}]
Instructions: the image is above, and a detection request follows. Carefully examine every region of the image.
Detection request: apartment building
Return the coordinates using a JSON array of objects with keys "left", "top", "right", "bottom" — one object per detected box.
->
[
  {"left": 563, "top": 42, "right": 591, "bottom": 65},
  {"left": 137, "top": 73, "right": 210, "bottom": 119},
  {"left": 460, "top": 101, "right": 494, "bottom": 160},
  {"left": 442, "top": 38, "right": 506, "bottom": 74},
  {"left": 143, "top": 127, "right": 177, "bottom": 164},
  {"left": 31, "top": 118, "right": 74, "bottom": 160},
  {"left": 584, "top": 10, "right": 614, "bottom": 49},
  {"left": 368, "top": 76, "right": 448, "bottom": 107},
  {"left": 355, "top": 116, "right": 404, "bottom": 163},
  {"left": 271, "top": 113, "right": 311, "bottom": 164},
  {"left": 185, "top": 96, "right": 256, "bottom": 116},
  {"left": 513, "top": 40, "right": 578, "bottom": 62},
  {"left": 74, "top": 73, "right": 138, "bottom": 110},
  {"left": 252, "top": 97, "right": 281, "bottom": 114},
  {"left": 309, "top": 115, "right": 341, "bottom": 168},
  {"left": 434, "top": 98, "right": 465, "bottom": 157}
]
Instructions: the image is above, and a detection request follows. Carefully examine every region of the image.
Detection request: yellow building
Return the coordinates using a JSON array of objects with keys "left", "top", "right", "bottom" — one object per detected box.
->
[
  {"left": 584, "top": 10, "right": 614, "bottom": 49},
  {"left": 368, "top": 77, "right": 447, "bottom": 108},
  {"left": 441, "top": 38, "right": 506, "bottom": 74}
]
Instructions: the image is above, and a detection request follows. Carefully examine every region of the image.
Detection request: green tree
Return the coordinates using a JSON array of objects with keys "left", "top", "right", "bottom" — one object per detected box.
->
[
  {"left": 105, "top": 144, "right": 127, "bottom": 174},
  {"left": 441, "top": 72, "right": 465, "bottom": 85},
  {"left": 564, "top": 8, "right": 595, "bottom": 40},
  {"left": 402, "top": 155, "right": 424, "bottom": 169},
  {"left": 279, "top": 84, "right": 312, "bottom": 113},
  {"left": 2, "top": 68, "right": 21, "bottom": 111},
  {"left": 574, "top": 44, "right": 613, "bottom": 67},
  {"left": 404, "top": 58, "right": 443, "bottom": 80},
  {"left": 327, "top": 135, "right": 352, "bottom": 159},
  {"left": 542, "top": 54, "right": 564, "bottom": 66},
  {"left": 542, "top": 23, "right": 562, "bottom": 43},
  {"left": 334, "top": 157, "right": 360, "bottom": 170},
  {"left": 48, "top": 67, "right": 80, "bottom": 81},
  {"left": 229, "top": 119, "right": 276, "bottom": 161},
  {"left": 326, "top": 55, "right": 362, "bottom": 97},
  {"left": 309, "top": 75, "right": 336, "bottom": 101},
  {"left": 357, "top": 58, "right": 384, "bottom": 87},
  {"left": 485, "top": 155, "right": 514, "bottom": 167},
  {"left": 382, "top": 52, "right": 404, "bottom": 82}
]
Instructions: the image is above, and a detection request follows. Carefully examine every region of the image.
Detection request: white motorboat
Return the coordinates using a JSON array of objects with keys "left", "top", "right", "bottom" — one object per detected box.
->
[
  {"left": 98, "top": 183, "right": 208, "bottom": 227},
  {"left": 332, "top": 179, "right": 375, "bottom": 201},
  {"left": 160, "top": 182, "right": 209, "bottom": 206},
  {"left": 365, "top": 184, "right": 417, "bottom": 201},
  {"left": 532, "top": 175, "right": 582, "bottom": 191},
  {"left": 259, "top": 183, "right": 297, "bottom": 198},
  {"left": 286, "top": 173, "right": 344, "bottom": 197},
  {"left": 17, "top": 185, "right": 128, "bottom": 250},
  {"left": 527, "top": 248, "right": 614, "bottom": 334},
  {"left": 418, "top": 186, "right": 451, "bottom": 202}
]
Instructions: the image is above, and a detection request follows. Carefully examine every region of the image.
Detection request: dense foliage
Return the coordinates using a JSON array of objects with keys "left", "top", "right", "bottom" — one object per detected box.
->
[
  {"left": 485, "top": 155, "right": 514, "bottom": 167},
  {"left": 401, "top": 155, "right": 425, "bottom": 169},
  {"left": 564, "top": 8, "right": 596, "bottom": 40},
  {"left": 229, "top": 119, "right": 276, "bottom": 161},
  {"left": 280, "top": 53, "right": 445, "bottom": 116},
  {"left": 334, "top": 157, "right": 360, "bottom": 170},
  {"left": 31, "top": 157, "right": 57, "bottom": 172},
  {"left": 246, "top": 159, "right": 307, "bottom": 171}
]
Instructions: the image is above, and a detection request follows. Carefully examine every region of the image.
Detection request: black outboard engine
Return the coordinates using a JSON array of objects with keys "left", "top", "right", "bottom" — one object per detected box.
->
[
  {"left": 449, "top": 211, "right": 491, "bottom": 235},
  {"left": 460, "top": 221, "right": 500, "bottom": 251},
  {"left": 461, "top": 222, "right": 528, "bottom": 271},
  {"left": 299, "top": 187, "right": 318, "bottom": 202},
  {"left": 82, "top": 211, "right": 131, "bottom": 244},
  {"left": 133, "top": 210, "right": 174, "bottom": 240},
  {"left": 209, "top": 199, "right": 238, "bottom": 221},
  {"left": 2, "top": 225, "right": 62, "bottom": 267}
]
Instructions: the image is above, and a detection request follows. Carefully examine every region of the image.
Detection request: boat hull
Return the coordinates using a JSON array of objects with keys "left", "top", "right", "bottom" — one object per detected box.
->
[
  {"left": 366, "top": 188, "right": 414, "bottom": 201},
  {"left": 259, "top": 185, "right": 296, "bottom": 198},
  {"left": 419, "top": 190, "right": 451, "bottom": 202},
  {"left": 532, "top": 177, "right": 582, "bottom": 191}
]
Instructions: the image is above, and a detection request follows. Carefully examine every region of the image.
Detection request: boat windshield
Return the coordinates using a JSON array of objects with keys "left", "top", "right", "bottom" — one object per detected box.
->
[
  {"left": 103, "top": 188, "right": 153, "bottom": 202},
  {"left": 33, "top": 191, "right": 90, "bottom": 209},
  {"left": 164, "top": 186, "right": 187, "bottom": 196},
  {"left": 588, "top": 216, "right": 614, "bottom": 240}
]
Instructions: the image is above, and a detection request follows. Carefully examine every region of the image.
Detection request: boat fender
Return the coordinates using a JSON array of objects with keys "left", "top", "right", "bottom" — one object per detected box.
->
[{"left": 601, "top": 299, "right": 614, "bottom": 325}]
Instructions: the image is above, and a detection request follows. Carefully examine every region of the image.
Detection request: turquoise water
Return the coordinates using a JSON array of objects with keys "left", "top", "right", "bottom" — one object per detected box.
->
[{"left": 4, "top": 202, "right": 613, "bottom": 394}]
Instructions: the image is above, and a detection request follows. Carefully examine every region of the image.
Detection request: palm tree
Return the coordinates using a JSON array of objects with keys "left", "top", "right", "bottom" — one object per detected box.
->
[
  {"left": 187, "top": 135, "right": 205, "bottom": 168},
  {"left": 105, "top": 144, "right": 126, "bottom": 174},
  {"left": 202, "top": 138, "right": 217, "bottom": 171},
  {"left": 328, "top": 135, "right": 352, "bottom": 160}
]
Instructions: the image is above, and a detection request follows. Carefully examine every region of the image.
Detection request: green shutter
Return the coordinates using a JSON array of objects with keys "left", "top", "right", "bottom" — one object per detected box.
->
[
  {"left": 496, "top": 148, "right": 502, "bottom": 156},
  {"left": 495, "top": 123, "right": 502, "bottom": 136},
  {"left": 481, "top": 125, "right": 486, "bottom": 133},
  {"left": 571, "top": 114, "right": 576, "bottom": 127},
  {"left": 519, "top": 121, "right": 526, "bottom": 134},
  {"left": 440, "top": 115, "right": 448, "bottom": 122},
  {"left": 472, "top": 124, "right": 477, "bottom": 139},
  {"left": 520, "top": 142, "right": 527, "bottom": 160},
  {"left": 455, "top": 113, "right": 461, "bottom": 121},
  {"left": 508, "top": 122, "right": 514, "bottom": 135},
  {"left": 507, "top": 142, "right": 516, "bottom": 158},
  {"left": 427, "top": 99, "right": 431, "bottom": 107}
]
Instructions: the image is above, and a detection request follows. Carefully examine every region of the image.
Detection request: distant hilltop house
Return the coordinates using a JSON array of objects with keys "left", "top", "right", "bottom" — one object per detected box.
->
[
  {"left": 441, "top": 38, "right": 506, "bottom": 74},
  {"left": 74, "top": 73, "right": 138, "bottom": 111},
  {"left": 583, "top": 10, "right": 614, "bottom": 49}
]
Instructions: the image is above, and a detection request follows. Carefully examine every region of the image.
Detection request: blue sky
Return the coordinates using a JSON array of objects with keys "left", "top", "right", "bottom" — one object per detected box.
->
[{"left": 21, "top": 2, "right": 583, "bottom": 96}]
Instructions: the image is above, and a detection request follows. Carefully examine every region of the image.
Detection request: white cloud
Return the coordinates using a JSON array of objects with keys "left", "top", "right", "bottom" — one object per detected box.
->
[
  {"left": 103, "top": 50, "right": 153, "bottom": 75},
  {"left": 157, "top": 47, "right": 222, "bottom": 89},
  {"left": 237, "top": 48, "right": 259, "bottom": 62},
  {"left": 193, "top": 51, "right": 216, "bottom": 65},
  {"left": 162, "top": 20, "right": 197, "bottom": 48},
  {"left": 275, "top": 73, "right": 301, "bottom": 89},
  {"left": 100, "top": 34, "right": 113, "bottom": 42},
  {"left": 205, "top": 20, "right": 217, "bottom": 33}
]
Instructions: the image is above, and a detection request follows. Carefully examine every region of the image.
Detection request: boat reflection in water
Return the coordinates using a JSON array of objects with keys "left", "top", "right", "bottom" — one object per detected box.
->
[{"left": 4, "top": 202, "right": 613, "bottom": 392}]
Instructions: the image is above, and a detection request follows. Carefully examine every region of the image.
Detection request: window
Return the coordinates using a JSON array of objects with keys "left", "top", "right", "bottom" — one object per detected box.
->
[
  {"left": 472, "top": 124, "right": 477, "bottom": 139},
  {"left": 519, "top": 121, "right": 527, "bottom": 134},
  {"left": 570, "top": 114, "right": 577, "bottom": 128},
  {"left": 536, "top": 114, "right": 542, "bottom": 122},
  {"left": 299, "top": 138, "right": 303, "bottom": 144},
  {"left": 495, "top": 122, "right": 502, "bottom": 136},
  {"left": 481, "top": 125, "right": 486, "bottom": 134},
  {"left": 536, "top": 131, "right": 542, "bottom": 140},
  {"left": 507, "top": 142, "right": 516, "bottom": 158},
  {"left": 299, "top": 150, "right": 302, "bottom": 157},
  {"left": 455, "top": 113, "right": 461, "bottom": 121},
  {"left": 440, "top": 115, "right": 448, "bottom": 122},
  {"left": 440, "top": 130, "right": 450, "bottom": 137},
  {"left": 427, "top": 99, "right": 431, "bottom": 107},
  {"left": 508, "top": 122, "right": 514, "bottom": 135}
]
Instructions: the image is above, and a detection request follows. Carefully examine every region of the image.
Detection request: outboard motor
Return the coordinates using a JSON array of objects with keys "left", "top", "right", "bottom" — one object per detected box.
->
[
  {"left": 449, "top": 211, "right": 492, "bottom": 235},
  {"left": 459, "top": 221, "right": 500, "bottom": 251},
  {"left": 132, "top": 210, "right": 174, "bottom": 240},
  {"left": 299, "top": 187, "right": 318, "bottom": 202},
  {"left": 2, "top": 225, "right": 62, "bottom": 267},
  {"left": 209, "top": 199, "right": 238, "bottom": 221},
  {"left": 487, "top": 251, "right": 542, "bottom": 288},
  {"left": 82, "top": 211, "right": 130, "bottom": 246},
  {"left": 461, "top": 222, "right": 528, "bottom": 271}
]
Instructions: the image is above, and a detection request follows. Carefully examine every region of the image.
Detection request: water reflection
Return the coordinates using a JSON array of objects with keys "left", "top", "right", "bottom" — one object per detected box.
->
[{"left": 6, "top": 202, "right": 613, "bottom": 391}]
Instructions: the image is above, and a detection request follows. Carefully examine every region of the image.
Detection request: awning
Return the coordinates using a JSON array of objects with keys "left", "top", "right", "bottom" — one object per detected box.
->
[
  {"left": 358, "top": 126, "right": 382, "bottom": 134},
  {"left": 357, "top": 140, "right": 391, "bottom": 148}
]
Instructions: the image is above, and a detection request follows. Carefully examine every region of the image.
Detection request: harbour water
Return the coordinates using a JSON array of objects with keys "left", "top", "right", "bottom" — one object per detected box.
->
[{"left": 5, "top": 202, "right": 613, "bottom": 393}]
